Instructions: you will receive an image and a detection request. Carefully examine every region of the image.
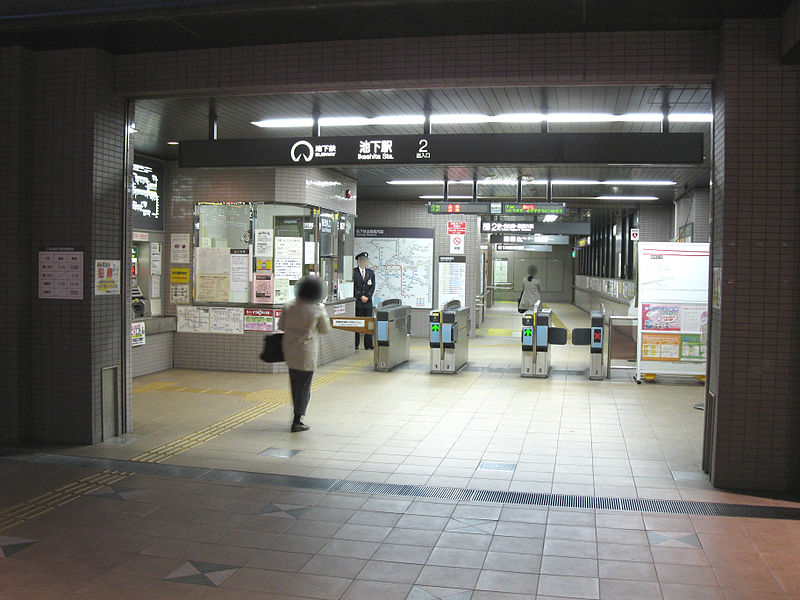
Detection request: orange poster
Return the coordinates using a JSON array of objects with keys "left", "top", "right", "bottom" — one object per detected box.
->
[{"left": 641, "top": 333, "right": 681, "bottom": 361}]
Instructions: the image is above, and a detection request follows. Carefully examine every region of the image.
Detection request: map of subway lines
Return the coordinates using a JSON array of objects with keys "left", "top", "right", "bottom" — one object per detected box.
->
[{"left": 355, "top": 237, "right": 433, "bottom": 309}]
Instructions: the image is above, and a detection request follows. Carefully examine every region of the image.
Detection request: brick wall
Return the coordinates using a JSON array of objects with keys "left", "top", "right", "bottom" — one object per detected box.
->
[{"left": 709, "top": 20, "right": 800, "bottom": 492}]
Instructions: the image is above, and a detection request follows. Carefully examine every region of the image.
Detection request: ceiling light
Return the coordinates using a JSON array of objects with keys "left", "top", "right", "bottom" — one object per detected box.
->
[
  {"left": 371, "top": 115, "right": 426, "bottom": 125},
  {"left": 596, "top": 195, "right": 659, "bottom": 200},
  {"left": 551, "top": 179, "right": 603, "bottom": 185},
  {"left": 542, "top": 214, "right": 559, "bottom": 222},
  {"left": 251, "top": 117, "right": 314, "bottom": 128},
  {"left": 167, "top": 141, "right": 180, "bottom": 145},
  {"left": 318, "top": 116, "right": 371, "bottom": 126},
  {"left": 387, "top": 180, "right": 474, "bottom": 186},
  {"left": 493, "top": 113, "right": 545, "bottom": 123},
  {"left": 430, "top": 114, "right": 494, "bottom": 124},
  {"left": 602, "top": 180, "right": 676, "bottom": 186}
]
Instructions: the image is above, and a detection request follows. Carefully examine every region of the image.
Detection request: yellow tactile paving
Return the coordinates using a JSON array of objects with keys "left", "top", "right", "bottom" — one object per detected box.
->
[
  {"left": 131, "top": 355, "right": 373, "bottom": 464},
  {"left": 0, "top": 470, "right": 133, "bottom": 533},
  {"left": 133, "top": 380, "right": 250, "bottom": 397}
]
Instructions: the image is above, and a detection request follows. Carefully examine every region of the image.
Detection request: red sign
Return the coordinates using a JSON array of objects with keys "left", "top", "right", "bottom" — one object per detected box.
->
[{"left": 447, "top": 221, "right": 467, "bottom": 235}]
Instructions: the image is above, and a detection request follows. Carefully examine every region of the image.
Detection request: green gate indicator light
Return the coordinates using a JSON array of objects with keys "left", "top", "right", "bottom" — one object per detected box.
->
[
  {"left": 431, "top": 324, "right": 440, "bottom": 332},
  {"left": 523, "top": 328, "right": 532, "bottom": 336}
]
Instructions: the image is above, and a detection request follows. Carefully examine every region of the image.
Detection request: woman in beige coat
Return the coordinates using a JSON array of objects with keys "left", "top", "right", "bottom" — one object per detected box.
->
[{"left": 278, "top": 276, "right": 331, "bottom": 432}]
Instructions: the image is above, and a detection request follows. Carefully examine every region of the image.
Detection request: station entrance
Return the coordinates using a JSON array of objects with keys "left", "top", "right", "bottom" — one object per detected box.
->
[{"left": 67, "top": 83, "right": 716, "bottom": 500}]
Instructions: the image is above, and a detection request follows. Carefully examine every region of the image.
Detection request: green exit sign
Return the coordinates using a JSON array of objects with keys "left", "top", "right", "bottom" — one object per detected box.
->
[
  {"left": 523, "top": 328, "right": 532, "bottom": 336},
  {"left": 431, "top": 324, "right": 440, "bottom": 332}
]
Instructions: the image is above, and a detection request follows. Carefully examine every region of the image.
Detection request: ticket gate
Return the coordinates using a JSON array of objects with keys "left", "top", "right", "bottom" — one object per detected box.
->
[
  {"left": 521, "top": 302, "right": 568, "bottom": 378},
  {"left": 572, "top": 306, "right": 606, "bottom": 380},
  {"left": 430, "top": 300, "right": 470, "bottom": 374},
  {"left": 374, "top": 299, "right": 411, "bottom": 371}
]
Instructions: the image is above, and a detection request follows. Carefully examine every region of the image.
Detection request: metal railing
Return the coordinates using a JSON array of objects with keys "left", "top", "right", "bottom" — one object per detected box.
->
[{"left": 474, "top": 290, "right": 490, "bottom": 326}]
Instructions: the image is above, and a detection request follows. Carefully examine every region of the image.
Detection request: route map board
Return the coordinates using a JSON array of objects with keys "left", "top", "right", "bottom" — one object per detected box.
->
[{"left": 354, "top": 227, "right": 434, "bottom": 309}]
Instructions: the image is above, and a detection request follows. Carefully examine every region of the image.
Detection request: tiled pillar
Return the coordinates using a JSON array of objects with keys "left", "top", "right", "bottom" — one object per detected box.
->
[
  {"left": 708, "top": 20, "right": 800, "bottom": 491},
  {"left": 27, "top": 48, "right": 131, "bottom": 444}
]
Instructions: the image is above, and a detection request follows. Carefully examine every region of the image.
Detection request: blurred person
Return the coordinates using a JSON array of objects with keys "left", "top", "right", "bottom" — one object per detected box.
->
[{"left": 518, "top": 264, "right": 543, "bottom": 313}]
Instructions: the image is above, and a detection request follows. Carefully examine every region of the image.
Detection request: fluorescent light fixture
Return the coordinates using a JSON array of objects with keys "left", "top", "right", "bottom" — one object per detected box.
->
[
  {"left": 430, "top": 113, "right": 494, "bottom": 124},
  {"left": 371, "top": 115, "right": 426, "bottom": 125},
  {"left": 493, "top": 113, "right": 545, "bottom": 123},
  {"left": 542, "top": 214, "right": 559, "bottom": 222},
  {"left": 318, "top": 116, "right": 371, "bottom": 126},
  {"left": 251, "top": 117, "right": 314, "bottom": 128},
  {"left": 545, "top": 113, "right": 617, "bottom": 123},
  {"left": 668, "top": 113, "right": 714, "bottom": 123},
  {"left": 615, "top": 112, "right": 664, "bottom": 122},
  {"left": 167, "top": 141, "right": 180, "bottom": 145},
  {"left": 596, "top": 195, "right": 659, "bottom": 200},
  {"left": 388, "top": 179, "right": 474, "bottom": 186},
  {"left": 602, "top": 180, "right": 676, "bottom": 186},
  {"left": 551, "top": 179, "right": 604, "bottom": 185}
]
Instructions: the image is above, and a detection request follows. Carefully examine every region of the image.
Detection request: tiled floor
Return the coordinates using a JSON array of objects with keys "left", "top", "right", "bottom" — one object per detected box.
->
[{"left": 2, "top": 303, "right": 800, "bottom": 599}]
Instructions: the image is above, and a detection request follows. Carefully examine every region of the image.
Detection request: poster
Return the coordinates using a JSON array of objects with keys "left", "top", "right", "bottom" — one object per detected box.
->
[
  {"left": 273, "top": 278, "right": 291, "bottom": 303},
  {"left": 244, "top": 308, "right": 273, "bottom": 332},
  {"left": 177, "top": 305, "right": 210, "bottom": 332},
  {"left": 254, "top": 229, "right": 274, "bottom": 257},
  {"left": 254, "top": 272, "right": 274, "bottom": 303},
  {"left": 170, "top": 267, "right": 190, "bottom": 284},
  {"left": 151, "top": 242, "right": 162, "bottom": 275},
  {"left": 131, "top": 322, "right": 146, "bottom": 347},
  {"left": 151, "top": 275, "right": 161, "bottom": 299},
  {"left": 229, "top": 250, "right": 250, "bottom": 293},
  {"left": 274, "top": 236, "right": 303, "bottom": 278},
  {"left": 170, "top": 283, "right": 190, "bottom": 304},
  {"left": 712, "top": 266, "right": 722, "bottom": 309},
  {"left": 680, "top": 305, "right": 708, "bottom": 333},
  {"left": 492, "top": 258, "right": 508, "bottom": 284},
  {"left": 196, "top": 247, "right": 229, "bottom": 275},
  {"left": 256, "top": 259, "right": 272, "bottom": 271},
  {"left": 170, "top": 233, "right": 190, "bottom": 264},
  {"left": 39, "top": 248, "right": 83, "bottom": 300},
  {"left": 641, "top": 333, "right": 681, "bottom": 361},
  {"left": 209, "top": 307, "right": 243, "bottom": 334},
  {"left": 196, "top": 275, "right": 230, "bottom": 302},
  {"left": 304, "top": 241, "right": 316, "bottom": 264},
  {"left": 438, "top": 255, "right": 467, "bottom": 308},
  {"left": 680, "top": 334, "right": 707, "bottom": 360},
  {"left": 642, "top": 304, "right": 681, "bottom": 331},
  {"left": 449, "top": 234, "right": 465, "bottom": 254},
  {"left": 94, "top": 259, "right": 121, "bottom": 295}
]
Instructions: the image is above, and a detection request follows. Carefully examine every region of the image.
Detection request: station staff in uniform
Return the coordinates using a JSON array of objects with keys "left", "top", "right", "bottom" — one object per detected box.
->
[{"left": 353, "top": 251, "right": 375, "bottom": 349}]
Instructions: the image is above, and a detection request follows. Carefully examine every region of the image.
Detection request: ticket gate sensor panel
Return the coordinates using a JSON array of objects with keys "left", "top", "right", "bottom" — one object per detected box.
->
[
  {"left": 374, "top": 299, "right": 411, "bottom": 371},
  {"left": 430, "top": 300, "right": 470, "bottom": 374},
  {"left": 521, "top": 313, "right": 535, "bottom": 376}
]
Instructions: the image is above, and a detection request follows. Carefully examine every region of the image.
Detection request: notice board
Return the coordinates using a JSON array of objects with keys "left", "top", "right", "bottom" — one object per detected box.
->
[{"left": 637, "top": 243, "right": 709, "bottom": 379}]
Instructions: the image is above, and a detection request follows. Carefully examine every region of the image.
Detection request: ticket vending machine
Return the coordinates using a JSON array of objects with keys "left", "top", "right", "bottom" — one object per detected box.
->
[
  {"left": 430, "top": 300, "right": 470, "bottom": 374},
  {"left": 374, "top": 299, "right": 412, "bottom": 371}
]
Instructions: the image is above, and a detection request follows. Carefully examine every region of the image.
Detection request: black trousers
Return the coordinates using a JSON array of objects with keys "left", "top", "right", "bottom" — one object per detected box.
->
[
  {"left": 355, "top": 303, "right": 374, "bottom": 349},
  {"left": 288, "top": 368, "right": 314, "bottom": 419}
]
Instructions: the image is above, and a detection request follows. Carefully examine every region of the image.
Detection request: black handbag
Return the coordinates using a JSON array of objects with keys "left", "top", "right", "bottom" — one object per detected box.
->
[{"left": 260, "top": 333, "right": 284, "bottom": 362}]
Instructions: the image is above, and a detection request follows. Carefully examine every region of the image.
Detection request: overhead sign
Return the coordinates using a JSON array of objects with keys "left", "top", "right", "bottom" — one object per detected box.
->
[
  {"left": 502, "top": 203, "right": 566, "bottom": 215},
  {"left": 489, "top": 234, "right": 569, "bottom": 245},
  {"left": 180, "top": 132, "right": 705, "bottom": 168},
  {"left": 429, "top": 202, "right": 502, "bottom": 215},
  {"left": 497, "top": 244, "right": 553, "bottom": 252},
  {"left": 132, "top": 160, "right": 163, "bottom": 231},
  {"left": 481, "top": 220, "right": 591, "bottom": 235}
]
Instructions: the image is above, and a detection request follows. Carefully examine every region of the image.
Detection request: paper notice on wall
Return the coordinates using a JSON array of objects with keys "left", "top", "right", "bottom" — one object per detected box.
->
[
  {"left": 151, "top": 275, "right": 161, "bottom": 299},
  {"left": 438, "top": 255, "right": 467, "bottom": 308},
  {"left": 256, "top": 259, "right": 272, "bottom": 272},
  {"left": 196, "top": 247, "right": 229, "bottom": 274},
  {"left": 253, "top": 272, "right": 274, "bottom": 303},
  {"left": 170, "top": 234, "right": 190, "bottom": 264},
  {"left": 131, "top": 322, "right": 146, "bottom": 346},
  {"left": 177, "top": 305, "right": 210, "bottom": 333},
  {"left": 244, "top": 308, "right": 273, "bottom": 332},
  {"left": 39, "top": 249, "right": 84, "bottom": 300},
  {"left": 209, "top": 307, "right": 243, "bottom": 334},
  {"left": 304, "top": 241, "right": 316, "bottom": 264},
  {"left": 170, "top": 283, "right": 190, "bottom": 304},
  {"left": 94, "top": 259, "right": 121, "bottom": 295},
  {"left": 151, "top": 242, "right": 162, "bottom": 275},
  {"left": 274, "top": 236, "right": 303, "bottom": 279},
  {"left": 170, "top": 267, "right": 190, "bottom": 283},
  {"left": 229, "top": 250, "right": 250, "bottom": 293},
  {"left": 273, "top": 278, "right": 291, "bottom": 304},
  {"left": 641, "top": 333, "right": 681, "bottom": 361},
  {"left": 196, "top": 275, "right": 230, "bottom": 302},
  {"left": 255, "top": 229, "right": 274, "bottom": 257}
]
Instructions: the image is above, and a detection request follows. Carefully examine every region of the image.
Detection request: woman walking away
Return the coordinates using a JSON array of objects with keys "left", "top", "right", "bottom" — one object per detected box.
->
[
  {"left": 278, "top": 275, "right": 331, "bottom": 432},
  {"left": 518, "top": 264, "right": 543, "bottom": 313}
]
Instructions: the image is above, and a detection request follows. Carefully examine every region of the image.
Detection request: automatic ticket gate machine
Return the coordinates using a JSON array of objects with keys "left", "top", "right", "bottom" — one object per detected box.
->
[
  {"left": 430, "top": 300, "right": 470, "bottom": 374},
  {"left": 521, "top": 301, "right": 568, "bottom": 378},
  {"left": 374, "top": 299, "right": 412, "bottom": 371},
  {"left": 571, "top": 305, "right": 606, "bottom": 380}
]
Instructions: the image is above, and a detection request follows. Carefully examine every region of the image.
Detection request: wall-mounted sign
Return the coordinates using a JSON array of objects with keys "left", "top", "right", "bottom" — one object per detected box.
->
[
  {"left": 631, "top": 228, "right": 640, "bottom": 241},
  {"left": 132, "top": 160, "right": 163, "bottom": 231},
  {"left": 131, "top": 322, "right": 146, "bottom": 346},
  {"left": 94, "top": 259, "right": 121, "bottom": 295},
  {"left": 438, "top": 255, "right": 466, "bottom": 308},
  {"left": 170, "top": 267, "right": 190, "bottom": 284},
  {"left": 39, "top": 248, "right": 83, "bottom": 300},
  {"left": 181, "top": 133, "right": 704, "bottom": 168}
]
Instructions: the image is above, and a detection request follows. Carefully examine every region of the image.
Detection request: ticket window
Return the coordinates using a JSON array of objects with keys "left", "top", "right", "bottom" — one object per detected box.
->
[{"left": 131, "top": 240, "right": 162, "bottom": 317}]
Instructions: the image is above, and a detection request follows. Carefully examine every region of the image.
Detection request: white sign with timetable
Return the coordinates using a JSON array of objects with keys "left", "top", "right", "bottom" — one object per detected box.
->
[{"left": 39, "top": 249, "right": 83, "bottom": 300}]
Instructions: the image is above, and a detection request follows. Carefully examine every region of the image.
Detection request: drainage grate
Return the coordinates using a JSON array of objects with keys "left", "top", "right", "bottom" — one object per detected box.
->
[{"left": 3, "top": 452, "right": 800, "bottom": 521}]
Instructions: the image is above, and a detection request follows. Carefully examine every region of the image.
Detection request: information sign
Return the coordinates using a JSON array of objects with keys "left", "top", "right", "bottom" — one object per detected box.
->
[
  {"left": 39, "top": 248, "right": 83, "bottom": 300},
  {"left": 131, "top": 322, "right": 146, "bottom": 346},
  {"left": 438, "top": 255, "right": 466, "bottom": 308}
]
